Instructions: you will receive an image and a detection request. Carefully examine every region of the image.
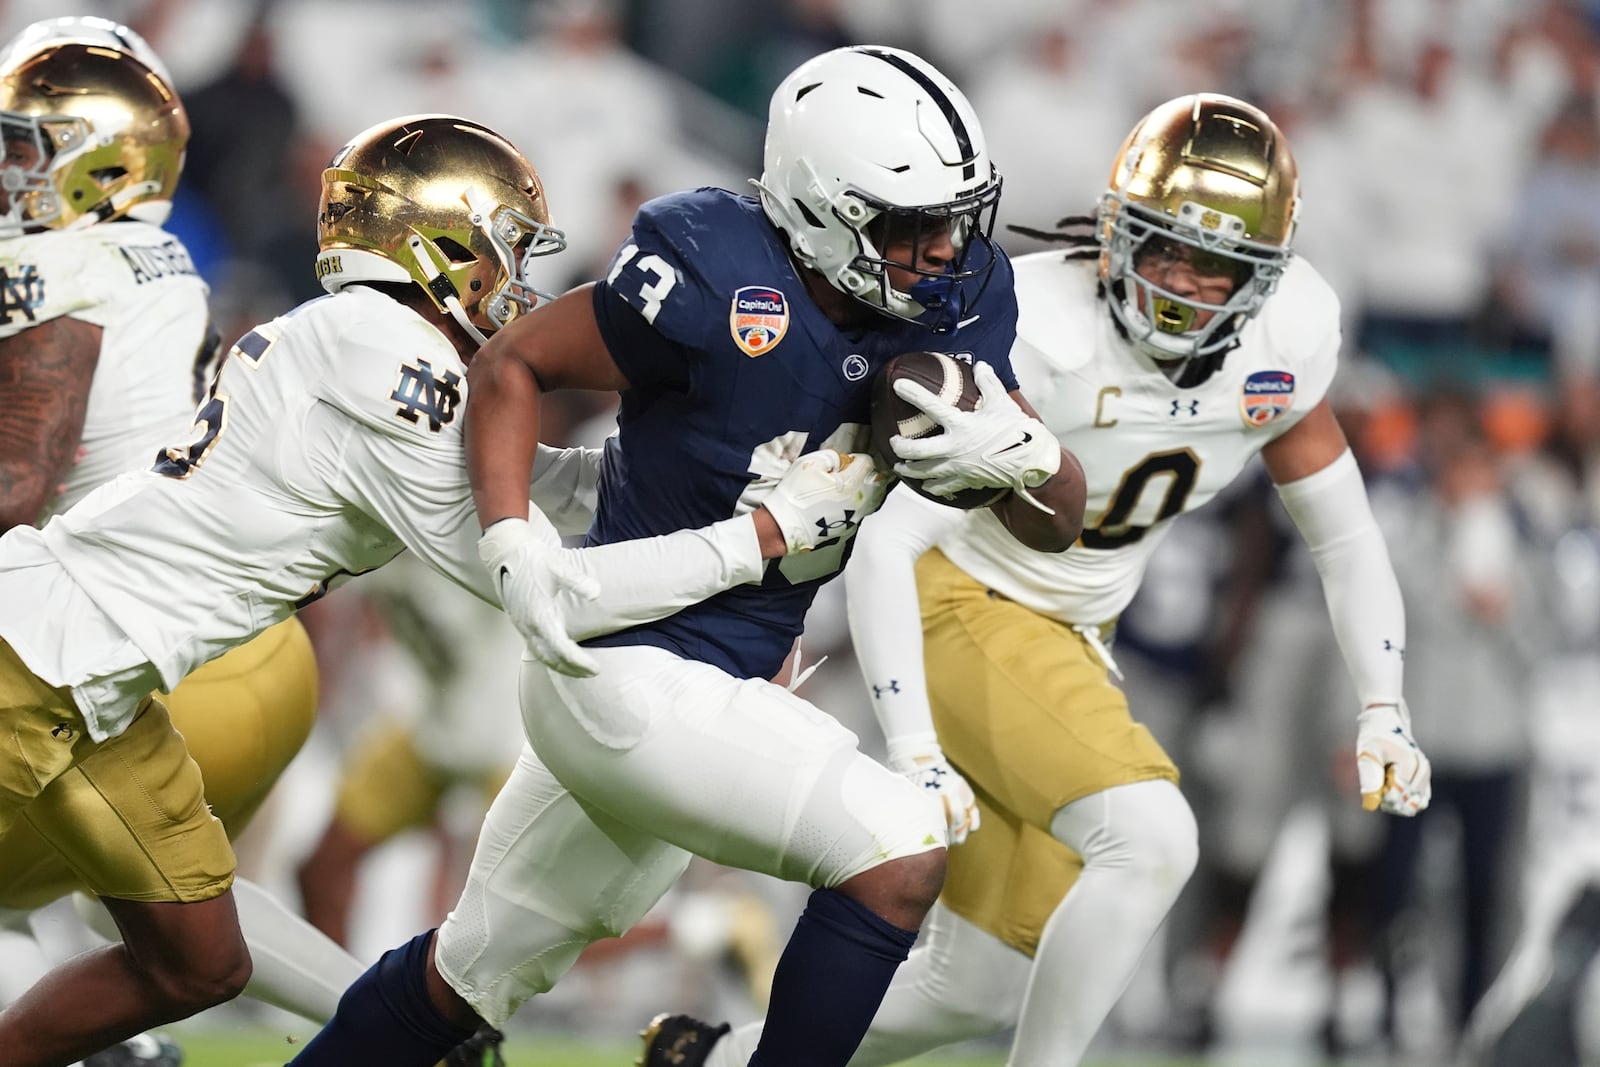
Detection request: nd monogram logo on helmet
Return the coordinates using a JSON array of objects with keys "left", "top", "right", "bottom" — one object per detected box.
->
[{"left": 390, "top": 358, "right": 462, "bottom": 433}]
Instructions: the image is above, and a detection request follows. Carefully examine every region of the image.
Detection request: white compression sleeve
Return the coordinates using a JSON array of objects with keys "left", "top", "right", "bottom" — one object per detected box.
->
[
  {"left": 557, "top": 515, "right": 765, "bottom": 641},
  {"left": 1273, "top": 448, "right": 1406, "bottom": 707},
  {"left": 228, "top": 877, "right": 366, "bottom": 1023},
  {"left": 844, "top": 487, "right": 965, "bottom": 754},
  {"left": 72, "top": 882, "right": 365, "bottom": 1025},
  {"left": 528, "top": 443, "right": 601, "bottom": 538}
]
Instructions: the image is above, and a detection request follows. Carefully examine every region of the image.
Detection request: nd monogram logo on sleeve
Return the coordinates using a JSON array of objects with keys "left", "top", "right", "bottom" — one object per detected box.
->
[
  {"left": 0, "top": 264, "right": 44, "bottom": 325},
  {"left": 390, "top": 358, "right": 462, "bottom": 432}
]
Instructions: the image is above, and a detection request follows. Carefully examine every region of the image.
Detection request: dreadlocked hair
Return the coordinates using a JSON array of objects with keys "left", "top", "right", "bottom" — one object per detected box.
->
[{"left": 1006, "top": 214, "right": 1100, "bottom": 261}]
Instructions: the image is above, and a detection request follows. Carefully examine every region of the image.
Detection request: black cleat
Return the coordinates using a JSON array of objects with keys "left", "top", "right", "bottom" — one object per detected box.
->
[
  {"left": 638, "top": 1013, "right": 731, "bottom": 1067},
  {"left": 443, "top": 1024, "right": 506, "bottom": 1067},
  {"left": 83, "top": 1033, "right": 183, "bottom": 1066}
]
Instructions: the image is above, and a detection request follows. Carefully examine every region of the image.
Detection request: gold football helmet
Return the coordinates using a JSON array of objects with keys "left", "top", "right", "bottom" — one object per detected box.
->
[
  {"left": 0, "top": 16, "right": 188, "bottom": 237},
  {"left": 316, "top": 114, "right": 565, "bottom": 346},
  {"left": 1099, "top": 93, "right": 1299, "bottom": 361}
]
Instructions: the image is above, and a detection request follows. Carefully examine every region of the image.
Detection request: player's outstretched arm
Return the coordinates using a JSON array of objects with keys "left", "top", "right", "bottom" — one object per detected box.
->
[
  {"left": 465, "top": 283, "right": 628, "bottom": 529},
  {"left": 845, "top": 488, "right": 980, "bottom": 844},
  {"left": 544, "top": 450, "right": 892, "bottom": 641},
  {"left": 1265, "top": 399, "right": 1430, "bottom": 816},
  {"left": 0, "top": 317, "right": 102, "bottom": 531},
  {"left": 464, "top": 285, "right": 629, "bottom": 674}
]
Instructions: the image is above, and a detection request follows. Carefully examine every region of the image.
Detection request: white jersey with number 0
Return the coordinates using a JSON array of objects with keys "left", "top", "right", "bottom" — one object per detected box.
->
[
  {"left": 0, "top": 221, "right": 211, "bottom": 521},
  {"left": 938, "top": 251, "right": 1341, "bottom": 626}
]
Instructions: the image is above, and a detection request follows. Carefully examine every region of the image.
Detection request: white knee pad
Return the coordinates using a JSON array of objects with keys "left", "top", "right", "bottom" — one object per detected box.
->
[{"left": 1050, "top": 779, "right": 1198, "bottom": 894}]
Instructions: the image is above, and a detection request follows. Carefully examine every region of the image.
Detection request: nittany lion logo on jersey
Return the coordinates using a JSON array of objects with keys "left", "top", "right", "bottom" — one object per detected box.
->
[
  {"left": 1240, "top": 369, "right": 1295, "bottom": 427},
  {"left": 391, "top": 359, "right": 462, "bottom": 433},
  {"left": 730, "top": 286, "right": 789, "bottom": 357}
]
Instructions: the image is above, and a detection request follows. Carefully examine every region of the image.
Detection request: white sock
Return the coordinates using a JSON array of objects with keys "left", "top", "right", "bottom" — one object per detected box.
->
[
  {"left": 706, "top": 902, "right": 1029, "bottom": 1067},
  {"left": 1007, "top": 779, "right": 1197, "bottom": 1067},
  {"left": 74, "top": 878, "right": 366, "bottom": 1024}
]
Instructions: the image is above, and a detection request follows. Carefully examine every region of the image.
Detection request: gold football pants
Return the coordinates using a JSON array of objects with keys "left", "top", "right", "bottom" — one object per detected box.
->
[
  {"left": 332, "top": 717, "right": 511, "bottom": 845},
  {"left": 917, "top": 548, "right": 1179, "bottom": 956},
  {"left": 0, "top": 617, "right": 317, "bottom": 907}
]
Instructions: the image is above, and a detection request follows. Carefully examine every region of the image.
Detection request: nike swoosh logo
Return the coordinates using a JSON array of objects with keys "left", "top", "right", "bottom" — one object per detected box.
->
[
  {"left": 994, "top": 432, "right": 1033, "bottom": 455},
  {"left": 957, "top": 314, "right": 982, "bottom": 328}
]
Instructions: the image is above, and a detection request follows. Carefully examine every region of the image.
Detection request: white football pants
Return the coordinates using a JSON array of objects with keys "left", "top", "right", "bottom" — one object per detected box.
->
[{"left": 436, "top": 645, "right": 944, "bottom": 1026}]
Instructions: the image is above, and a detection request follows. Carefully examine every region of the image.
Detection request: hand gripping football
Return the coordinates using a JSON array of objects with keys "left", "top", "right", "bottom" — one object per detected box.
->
[{"left": 869, "top": 351, "right": 1012, "bottom": 509}]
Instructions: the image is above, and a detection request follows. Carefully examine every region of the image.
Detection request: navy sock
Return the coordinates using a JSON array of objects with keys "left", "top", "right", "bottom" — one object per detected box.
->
[
  {"left": 750, "top": 887, "right": 919, "bottom": 1067},
  {"left": 286, "top": 929, "right": 478, "bottom": 1066}
]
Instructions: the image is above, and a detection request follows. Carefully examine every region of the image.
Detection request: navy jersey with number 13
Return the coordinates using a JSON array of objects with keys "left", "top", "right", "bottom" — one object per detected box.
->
[{"left": 586, "top": 188, "right": 1018, "bottom": 680}]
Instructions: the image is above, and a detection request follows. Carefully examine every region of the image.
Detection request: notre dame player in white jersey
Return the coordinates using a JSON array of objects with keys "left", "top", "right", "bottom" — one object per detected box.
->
[
  {"left": 0, "top": 18, "right": 347, "bottom": 1066},
  {"left": 685, "top": 94, "right": 1437, "bottom": 1067},
  {"left": 0, "top": 106, "right": 881, "bottom": 1067}
]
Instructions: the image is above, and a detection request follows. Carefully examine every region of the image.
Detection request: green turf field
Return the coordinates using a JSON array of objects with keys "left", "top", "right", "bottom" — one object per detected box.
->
[{"left": 166, "top": 1028, "right": 1213, "bottom": 1066}]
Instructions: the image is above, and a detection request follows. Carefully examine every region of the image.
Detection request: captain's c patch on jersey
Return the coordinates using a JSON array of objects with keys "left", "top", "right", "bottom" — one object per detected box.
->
[
  {"left": 1240, "top": 369, "right": 1295, "bottom": 427},
  {"left": 729, "top": 286, "right": 789, "bottom": 357}
]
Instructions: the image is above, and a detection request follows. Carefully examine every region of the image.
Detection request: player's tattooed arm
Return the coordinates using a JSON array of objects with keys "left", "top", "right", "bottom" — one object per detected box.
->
[{"left": 0, "top": 316, "right": 102, "bottom": 531}]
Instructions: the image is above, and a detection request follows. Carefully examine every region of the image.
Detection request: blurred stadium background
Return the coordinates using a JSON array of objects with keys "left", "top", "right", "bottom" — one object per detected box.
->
[{"left": 5, "top": 0, "right": 1600, "bottom": 1064}]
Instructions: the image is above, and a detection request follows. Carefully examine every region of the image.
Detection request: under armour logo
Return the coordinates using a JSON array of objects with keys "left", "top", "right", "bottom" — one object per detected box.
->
[
  {"left": 813, "top": 509, "right": 857, "bottom": 537},
  {"left": 1383, "top": 639, "right": 1406, "bottom": 659},
  {"left": 391, "top": 359, "right": 463, "bottom": 432},
  {"left": 50, "top": 721, "right": 75, "bottom": 742},
  {"left": 1170, "top": 399, "right": 1200, "bottom": 417},
  {"left": 921, "top": 766, "right": 947, "bottom": 788},
  {"left": 871, "top": 680, "right": 901, "bottom": 698}
]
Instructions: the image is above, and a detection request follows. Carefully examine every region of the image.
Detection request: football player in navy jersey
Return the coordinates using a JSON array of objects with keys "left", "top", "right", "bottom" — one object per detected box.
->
[{"left": 288, "top": 45, "right": 1085, "bottom": 1067}]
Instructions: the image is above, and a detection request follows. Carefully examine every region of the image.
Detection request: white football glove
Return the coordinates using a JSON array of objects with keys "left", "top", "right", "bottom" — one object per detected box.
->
[
  {"left": 887, "top": 734, "right": 980, "bottom": 846},
  {"left": 478, "top": 515, "right": 601, "bottom": 678},
  {"left": 1356, "top": 701, "right": 1432, "bottom": 816},
  {"left": 760, "top": 449, "right": 893, "bottom": 554},
  {"left": 890, "top": 360, "right": 1062, "bottom": 511}
]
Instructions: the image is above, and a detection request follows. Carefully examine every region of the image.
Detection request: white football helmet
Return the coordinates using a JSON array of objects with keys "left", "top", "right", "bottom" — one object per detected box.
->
[{"left": 755, "top": 45, "right": 1001, "bottom": 332}]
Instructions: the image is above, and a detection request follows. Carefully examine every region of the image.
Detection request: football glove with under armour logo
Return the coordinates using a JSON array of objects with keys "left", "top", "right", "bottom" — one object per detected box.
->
[
  {"left": 760, "top": 449, "right": 892, "bottom": 555},
  {"left": 887, "top": 732, "right": 980, "bottom": 846},
  {"left": 890, "top": 361, "right": 1062, "bottom": 512},
  {"left": 1356, "top": 701, "right": 1431, "bottom": 816}
]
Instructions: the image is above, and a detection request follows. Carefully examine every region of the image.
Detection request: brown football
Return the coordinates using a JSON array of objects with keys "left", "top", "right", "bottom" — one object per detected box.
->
[{"left": 870, "top": 351, "right": 1012, "bottom": 510}]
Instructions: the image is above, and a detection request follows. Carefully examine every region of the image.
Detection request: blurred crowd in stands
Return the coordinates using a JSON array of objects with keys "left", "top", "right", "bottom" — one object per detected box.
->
[{"left": 9, "top": 0, "right": 1599, "bottom": 1061}]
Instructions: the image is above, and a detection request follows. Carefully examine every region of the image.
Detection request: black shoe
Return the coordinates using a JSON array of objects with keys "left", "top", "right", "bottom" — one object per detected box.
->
[
  {"left": 83, "top": 1033, "right": 183, "bottom": 1066},
  {"left": 638, "top": 1013, "right": 731, "bottom": 1067},
  {"left": 443, "top": 1024, "right": 506, "bottom": 1067}
]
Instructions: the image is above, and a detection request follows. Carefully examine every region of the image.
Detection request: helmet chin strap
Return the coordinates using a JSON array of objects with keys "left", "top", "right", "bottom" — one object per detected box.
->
[{"left": 406, "top": 234, "right": 490, "bottom": 347}]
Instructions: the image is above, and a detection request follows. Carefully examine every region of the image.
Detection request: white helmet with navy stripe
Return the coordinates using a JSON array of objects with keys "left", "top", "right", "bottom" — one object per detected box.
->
[{"left": 754, "top": 45, "right": 1002, "bottom": 332}]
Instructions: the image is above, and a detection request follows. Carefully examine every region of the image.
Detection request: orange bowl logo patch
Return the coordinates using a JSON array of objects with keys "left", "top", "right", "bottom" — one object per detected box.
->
[
  {"left": 1240, "top": 369, "right": 1295, "bottom": 427},
  {"left": 730, "top": 286, "right": 789, "bottom": 357}
]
